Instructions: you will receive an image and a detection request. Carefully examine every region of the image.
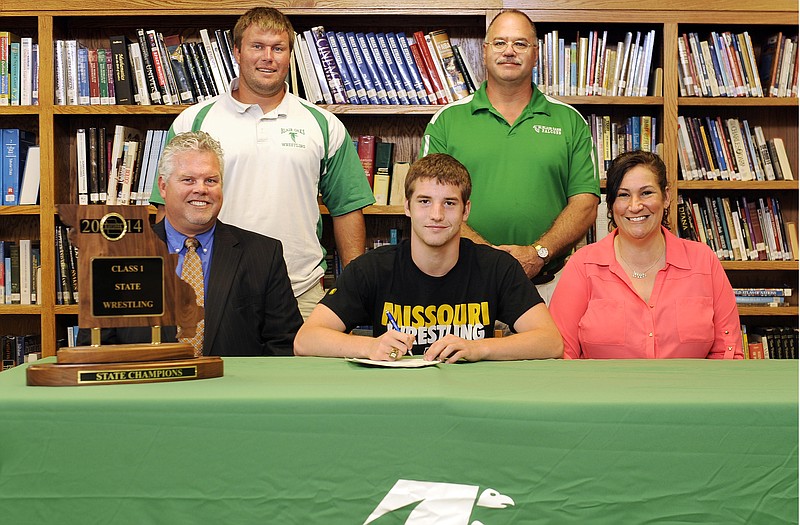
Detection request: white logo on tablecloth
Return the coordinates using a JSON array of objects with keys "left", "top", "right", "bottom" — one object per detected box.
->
[{"left": 363, "top": 479, "right": 514, "bottom": 524}]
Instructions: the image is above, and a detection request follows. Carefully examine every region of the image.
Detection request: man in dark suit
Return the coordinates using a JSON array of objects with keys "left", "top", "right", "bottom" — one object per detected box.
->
[{"left": 80, "top": 131, "right": 302, "bottom": 356}]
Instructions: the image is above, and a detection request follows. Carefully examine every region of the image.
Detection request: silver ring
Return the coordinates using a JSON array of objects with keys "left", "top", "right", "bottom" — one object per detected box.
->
[{"left": 389, "top": 350, "right": 398, "bottom": 359}]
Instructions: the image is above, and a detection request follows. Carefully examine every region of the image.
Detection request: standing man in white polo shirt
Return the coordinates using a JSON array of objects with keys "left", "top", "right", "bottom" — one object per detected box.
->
[{"left": 150, "top": 7, "right": 374, "bottom": 318}]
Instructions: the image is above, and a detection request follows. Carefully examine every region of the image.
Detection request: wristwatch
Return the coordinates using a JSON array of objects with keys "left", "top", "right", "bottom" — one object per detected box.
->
[{"left": 534, "top": 244, "right": 549, "bottom": 261}]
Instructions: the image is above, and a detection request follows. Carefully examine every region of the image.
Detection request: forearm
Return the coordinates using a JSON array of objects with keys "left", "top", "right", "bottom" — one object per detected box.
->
[
  {"left": 332, "top": 210, "right": 366, "bottom": 266},
  {"left": 294, "top": 326, "right": 376, "bottom": 358},
  {"left": 536, "top": 193, "right": 598, "bottom": 259}
]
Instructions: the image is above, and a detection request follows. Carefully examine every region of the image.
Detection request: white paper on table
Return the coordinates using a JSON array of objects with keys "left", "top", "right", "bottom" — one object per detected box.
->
[{"left": 345, "top": 358, "right": 440, "bottom": 368}]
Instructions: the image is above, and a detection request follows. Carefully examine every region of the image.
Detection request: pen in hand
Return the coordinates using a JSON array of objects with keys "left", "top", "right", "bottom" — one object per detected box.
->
[{"left": 385, "top": 311, "right": 412, "bottom": 356}]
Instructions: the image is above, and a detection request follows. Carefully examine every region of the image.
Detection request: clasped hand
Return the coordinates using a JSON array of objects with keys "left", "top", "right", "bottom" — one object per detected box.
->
[{"left": 496, "top": 244, "right": 544, "bottom": 279}]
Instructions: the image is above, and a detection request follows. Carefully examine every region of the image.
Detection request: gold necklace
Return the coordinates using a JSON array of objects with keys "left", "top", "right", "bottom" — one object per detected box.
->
[{"left": 617, "top": 241, "right": 665, "bottom": 279}]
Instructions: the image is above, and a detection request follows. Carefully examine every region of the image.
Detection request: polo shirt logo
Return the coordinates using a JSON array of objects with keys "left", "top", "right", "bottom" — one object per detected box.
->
[
  {"left": 364, "top": 479, "right": 515, "bottom": 524},
  {"left": 532, "top": 124, "right": 562, "bottom": 135},
  {"left": 280, "top": 127, "right": 306, "bottom": 149}
]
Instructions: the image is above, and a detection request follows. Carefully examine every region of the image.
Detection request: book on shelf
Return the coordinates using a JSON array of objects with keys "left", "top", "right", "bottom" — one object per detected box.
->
[
  {"left": 325, "top": 31, "right": 358, "bottom": 104},
  {"left": 105, "top": 125, "right": 143, "bottom": 205},
  {"left": 18, "top": 145, "right": 40, "bottom": 205},
  {"left": 0, "top": 32, "right": 20, "bottom": 106},
  {"left": 214, "top": 29, "right": 237, "bottom": 83},
  {"left": 144, "top": 30, "right": 174, "bottom": 105},
  {"left": 294, "top": 33, "right": 323, "bottom": 104},
  {"left": 163, "top": 35, "right": 196, "bottom": 104},
  {"left": 373, "top": 141, "right": 394, "bottom": 205},
  {"left": 309, "top": 26, "right": 348, "bottom": 105},
  {"left": 128, "top": 41, "right": 151, "bottom": 105},
  {"left": 97, "top": 47, "right": 113, "bottom": 105},
  {"left": 64, "top": 39, "right": 79, "bottom": 105},
  {"left": 76, "top": 128, "right": 89, "bottom": 205},
  {"left": 302, "top": 29, "right": 333, "bottom": 104},
  {"left": 407, "top": 37, "right": 437, "bottom": 104},
  {"left": 85, "top": 48, "right": 99, "bottom": 105},
  {"left": 185, "top": 41, "right": 215, "bottom": 100},
  {"left": 388, "top": 162, "right": 410, "bottom": 207},
  {"left": 332, "top": 32, "right": 369, "bottom": 104},
  {"left": 385, "top": 32, "right": 421, "bottom": 104},
  {"left": 413, "top": 31, "right": 448, "bottom": 104},
  {"left": 87, "top": 127, "right": 100, "bottom": 203},
  {"left": 2, "top": 128, "right": 36, "bottom": 206},
  {"left": 194, "top": 40, "right": 220, "bottom": 97},
  {"left": 451, "top": 44, "right": 476, "bottom": 94},
  {"left": 19, "top": 37, "right": 33, "bottom": 106},
  {"left": 678, "top": 194, "right": 793, "bottom": 263},
  {"left": 428, "top": 29, "right": 469, "bottom": 101},
  {"left": 8, "top": 40, "right": 20, "bottom": 105},
  {"left": 109, "top": 35, "right": 135, "bottom": 105},
  {"left": 134, "top": 28, "right": 162, "bottom": 104},
  {"left": 396, "top": 32, "right": 431, "bottom": 102},
  {"left": 199, "top": 28, "right": 228, "bottom": 96},
  {"left": 361, "top": 32, "right": 395, "bottom": 104},
  {"left": 356, "top": 135, "right": 378, "bottom": 188},
  {"left": 769, "top": 138, "right": 794, "bottom": 181}
]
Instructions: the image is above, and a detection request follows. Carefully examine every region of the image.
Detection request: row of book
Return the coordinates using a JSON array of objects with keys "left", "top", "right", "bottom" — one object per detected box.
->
[
  {"left": 55, "top": 224, "right": 79, "bottom": 305},
  {"left": 678, "top": 31, "right": 798, "bottom": 98},
  {"left": 676, "top": 194, "right": 798, "bottom": 262},
  {"left": 0, "top": 32, "right": 39, "bottom": 106},
  {"left": 76, "top": 126, "right": 167, "bottom": 206},
  {"left": 588, "top": 114, "right": 659, "bottom": 179},
  {"left": 758, "top": 33, "right": 799, "bottom": 97},
  {"left": 55, "top": 28, "right": 236, "bottom": 106},
  {"left": 1, "top": 129, "right": 37, "bottom": 207},
  {"left": 677, "top": 116, "right": 794, "bottom": 182},
  {"left": 1, "top": 334, "right": 42, "bottom": 370},
  {"left": 353, "top": 136, "right": 410, "bottom": 206},
  {"left": 734, "top": 287, "right": 793, "bottom": 308},
  {"left": 742, "top": 325, "right": 798, "bottom": 359},
  {"left": 292, "top": 27, "right": 476, "bottom": 106},
  {"left": 535, "top": 29, "right": 657, "bottom": 97},
  {"left": 0, "top": 239, "right": 40, "bottom": 305}
]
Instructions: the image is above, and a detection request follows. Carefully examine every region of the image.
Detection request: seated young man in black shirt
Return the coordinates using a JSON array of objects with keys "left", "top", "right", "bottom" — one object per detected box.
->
[{"left": 294, "top": 153, "right": 563, "bottom": 363}]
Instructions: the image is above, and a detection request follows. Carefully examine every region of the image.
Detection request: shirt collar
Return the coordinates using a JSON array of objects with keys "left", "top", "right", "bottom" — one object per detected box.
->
[
  {"left": 228, "top": 78, "right": 290, "bottom": 118},
  {"left": 470, "top": 81, "right": 551, "bottom": 120},
  {"left": 164, "top": 219, "right": 216, "bottom": 255}
]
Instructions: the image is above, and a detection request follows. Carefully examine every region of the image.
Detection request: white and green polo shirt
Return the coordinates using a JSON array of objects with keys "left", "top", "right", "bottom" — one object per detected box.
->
[{"left": 150, "top": 80, "right": 375, "bottom": 296}]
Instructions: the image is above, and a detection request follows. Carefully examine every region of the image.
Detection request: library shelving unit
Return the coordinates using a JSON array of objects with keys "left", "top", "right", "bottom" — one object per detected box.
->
[{"left": 0, "top": 0, "right": 796, "bottom": 356}]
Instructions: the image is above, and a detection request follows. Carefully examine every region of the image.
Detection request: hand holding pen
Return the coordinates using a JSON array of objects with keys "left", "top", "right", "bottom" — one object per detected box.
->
[{"left": 382, "top": 311, "right": 413, "bottom": 360}]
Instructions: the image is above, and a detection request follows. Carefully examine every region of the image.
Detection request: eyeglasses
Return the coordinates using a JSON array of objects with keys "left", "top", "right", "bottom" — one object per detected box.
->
[{"left": 485, "top": 39, "right": 534, "bottom": 53}]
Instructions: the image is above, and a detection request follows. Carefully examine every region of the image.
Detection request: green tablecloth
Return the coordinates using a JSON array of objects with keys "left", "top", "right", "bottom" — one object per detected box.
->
[{"left": 0, "top": 358, "right": 796, "bottom": 524}]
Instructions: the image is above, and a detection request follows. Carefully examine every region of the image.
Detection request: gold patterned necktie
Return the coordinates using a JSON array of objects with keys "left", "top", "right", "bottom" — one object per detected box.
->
[{"left": 179, "top": 237, "right": 205, "bottom": 356}]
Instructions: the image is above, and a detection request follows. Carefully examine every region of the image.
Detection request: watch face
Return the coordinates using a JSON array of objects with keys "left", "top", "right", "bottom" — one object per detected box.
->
[{"left": 537, "top": 246, "right": 549, "bottom": 259}]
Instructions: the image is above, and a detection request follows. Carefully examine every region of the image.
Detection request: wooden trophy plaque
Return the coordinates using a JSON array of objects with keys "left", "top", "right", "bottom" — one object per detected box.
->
[{"left": 26, "top": 205, "right": 223, "bottom": 386}]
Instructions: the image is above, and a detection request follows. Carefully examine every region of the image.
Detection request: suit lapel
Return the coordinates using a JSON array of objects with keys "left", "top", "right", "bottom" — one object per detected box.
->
[{"left": 205, "top": 221, "right": 241, "bottom": 352}]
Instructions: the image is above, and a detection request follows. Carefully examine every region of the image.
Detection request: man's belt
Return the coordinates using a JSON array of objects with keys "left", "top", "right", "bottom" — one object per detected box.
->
[{"left": 531, "top": 260, "right": 565, "bottom": 285}]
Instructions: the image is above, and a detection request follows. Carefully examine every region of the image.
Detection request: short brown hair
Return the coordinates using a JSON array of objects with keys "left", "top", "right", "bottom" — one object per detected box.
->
[
  {"left": 233, "top": 7, "right": 295, "bottom": 52},
  {"left": 406, "top": 154, "right": 472, "bottom": 203}
]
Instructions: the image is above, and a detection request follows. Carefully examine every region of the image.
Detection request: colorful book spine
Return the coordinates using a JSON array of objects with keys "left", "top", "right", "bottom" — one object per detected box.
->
[
  {"left": 334, "top": 32, "right": 369, "bottom": 104},
  {"left": 310, "top": 26, "right": 347, "bottom": 104},
  {"left": 396, "top": 32, "right": 429, "bottom": 103},
  {"left": 355, "top": 33, "right": 390, "bottom": 104},
  {"left": 326, "top": 31, "right": 358, "bottom": 104}
]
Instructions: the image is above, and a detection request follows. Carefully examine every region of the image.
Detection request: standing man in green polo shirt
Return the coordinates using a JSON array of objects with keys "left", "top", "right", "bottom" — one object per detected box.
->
[{"left": 420, "top": 9, "right": 600, "bottom": 303}]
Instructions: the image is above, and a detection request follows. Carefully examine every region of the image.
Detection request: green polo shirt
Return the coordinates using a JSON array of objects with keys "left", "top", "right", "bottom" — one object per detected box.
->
[{"left": 421, "top": 82, "right": 600, "bottom": 270}]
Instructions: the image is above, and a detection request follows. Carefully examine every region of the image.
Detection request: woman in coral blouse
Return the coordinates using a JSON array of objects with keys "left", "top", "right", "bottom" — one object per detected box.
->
[{"left": 550, "top": 151, "right": 742, "bottom": 359}]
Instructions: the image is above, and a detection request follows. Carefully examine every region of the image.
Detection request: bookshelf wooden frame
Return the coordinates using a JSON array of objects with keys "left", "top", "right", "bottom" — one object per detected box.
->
[{"left": 0, "top": 0, "right": 796, "bottom": 356}]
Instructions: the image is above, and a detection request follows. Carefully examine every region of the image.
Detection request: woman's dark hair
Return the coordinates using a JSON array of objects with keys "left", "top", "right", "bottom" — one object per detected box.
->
[{"left": 605, "top": 150, "right": 670, "bottom": 230}]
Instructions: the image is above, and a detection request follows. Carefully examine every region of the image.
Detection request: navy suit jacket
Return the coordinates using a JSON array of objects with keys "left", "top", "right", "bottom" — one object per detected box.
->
[{"left": 78, "top": 220, "right": 302, "bottom": 356}]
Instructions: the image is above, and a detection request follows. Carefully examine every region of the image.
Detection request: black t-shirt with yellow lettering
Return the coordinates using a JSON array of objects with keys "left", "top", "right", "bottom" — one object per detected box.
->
[{"left": 321, "top": 238, "right": 543, "bottom": 354}]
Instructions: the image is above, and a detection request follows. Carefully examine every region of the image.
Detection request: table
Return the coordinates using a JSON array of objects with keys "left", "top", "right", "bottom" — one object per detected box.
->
[{"left": 0, "top": 358, "right": 796, "bottom": 524}]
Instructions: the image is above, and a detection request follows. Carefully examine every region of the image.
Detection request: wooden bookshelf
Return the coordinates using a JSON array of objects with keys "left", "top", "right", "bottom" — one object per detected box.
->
[{"left": 0, "top": 0, "right": 796, "bottom": 356}]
